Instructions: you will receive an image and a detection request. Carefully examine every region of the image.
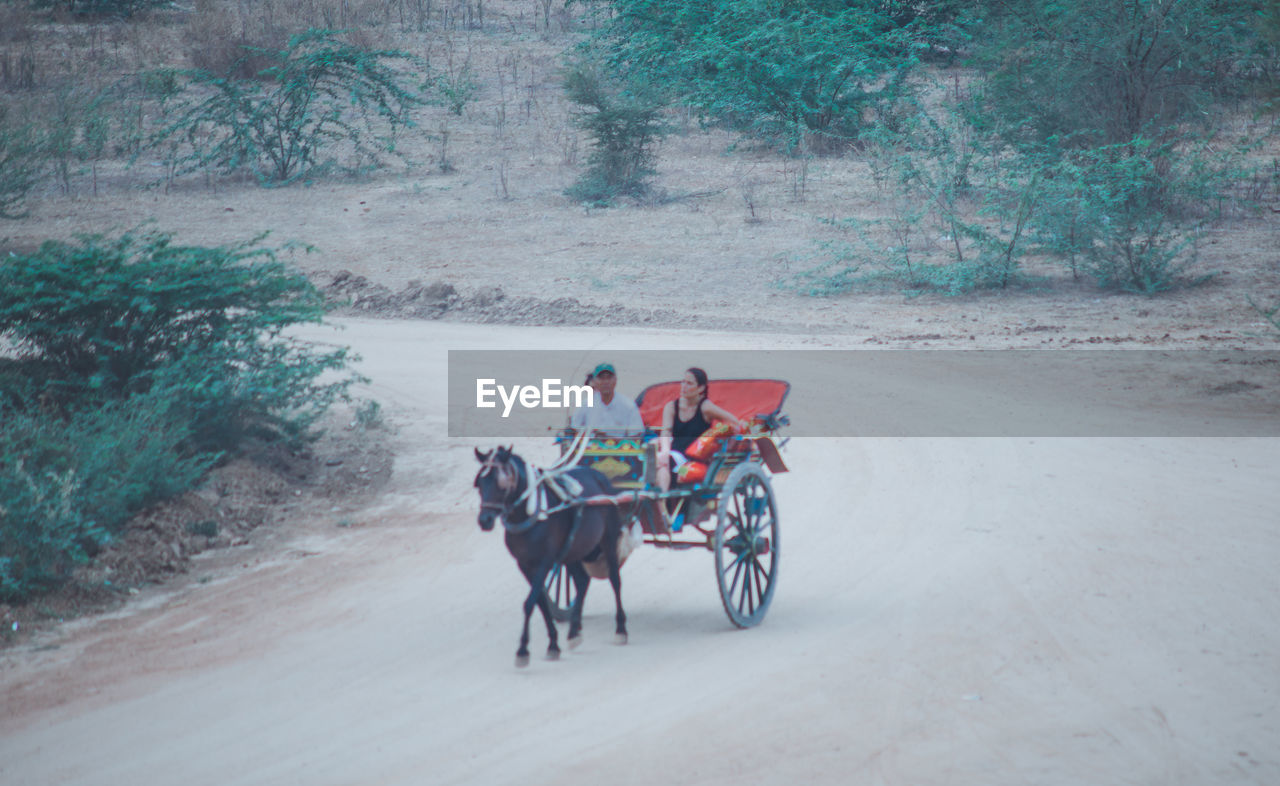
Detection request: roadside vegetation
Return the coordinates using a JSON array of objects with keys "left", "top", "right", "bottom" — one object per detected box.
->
[
  {"left": 582, "top": 0, "right": 1279, "bottom": 294},
  {"left": 0, "top": 229, "right": 360, "bottom": 602}
]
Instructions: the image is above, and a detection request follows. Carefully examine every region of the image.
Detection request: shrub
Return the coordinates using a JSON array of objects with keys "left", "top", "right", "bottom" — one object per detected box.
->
[
  {"left": 41, "top": 80, "right": 114, "bottom": 196},
  {"left": 563, "top": 63, "right": 667, "bottom": 204},
  {"left": 0, "top": 229, "right": 360, "bottom": 449},
  {"left": 590, "top": 0, "right": 920, "bottom": 149},
  {"left": 969, "top": 0, "right": 1264, "bottom": 150},
  {"left": 153, "top": 29, "right": 425, "bottom": 186},
  {"left": 842, "top": 73, "right": 1248, "bottom": 296},
  {"left": 1255, "top": 296, "right": 1280, "bottom": 335},
  {"left": 0, "top": 98, "right": 44, "bottom": 218},
  {"left": 1025, "top": 140, "right": 1212, "bottom": 292},
  {"left": 0, "top": 229, "right": 363, "bottom": 601},
  {"left": 432, "top": 60, "right": 479, "bottom": 116},
  {"left": 787, "top": 105, "right": 1035, "bottom": 296},
  {"left": 0, "top": 456, "right": 89, "bottom": 602},
  {"left": 0, "top": 391, "right": 214, "bottom": 602}
]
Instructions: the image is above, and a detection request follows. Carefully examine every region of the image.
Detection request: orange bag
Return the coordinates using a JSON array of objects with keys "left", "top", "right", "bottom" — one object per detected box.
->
[
  {"left": 676, "top": 460, "right": 708, "bottom": 484},
  {"left": 685, "top": 422, "right": 734, "bottom": 461}
]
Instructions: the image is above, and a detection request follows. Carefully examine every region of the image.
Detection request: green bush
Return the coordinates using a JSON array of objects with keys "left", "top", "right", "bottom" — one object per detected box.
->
[
  {"left": 830, "top": 69, "right": 1251, "bottom": 296},
  {"left": 1255, "top": 297, "right": 1280, "bottom": 335},
  {"left": 787, "top": 106, "right": 1035, "bottom": 296},
  {"left": 0, "top": 229, "right": 362, "bottom": 601},
  {"left": 590, "top": 0, "right": 920, "bottom": 149},
  {"left": 0, "top": 391, "right": 213, "bottom": 602},
  {"left": 0, "top": 104, "right": 41, "bottom": 218},
  {"left": 779, "top": 0, "right": 1271, "bottom": 296},
  {"left": 0, "top": 229, "right": 357, "bottom": 449},
  {"left": 1028, "top": 139, "right": 1217, "bottom": 293},
  {"left": 968, "top": 0, "right": 1263, "bottom": 150},
  {"left": 40, "top": 80, "right": 119, "bottom": 197},
  {"left": 563, "top": 63, "right": 667, "bottom": 204},
  {"left": 153, "top": 29, "right": 425, "bottom": 186},
  {"left": 0, "top": 457, "right": 88, "bottom": 602},
  {"left": 432, "top": 61, "right": 479, "bottom": 116}
]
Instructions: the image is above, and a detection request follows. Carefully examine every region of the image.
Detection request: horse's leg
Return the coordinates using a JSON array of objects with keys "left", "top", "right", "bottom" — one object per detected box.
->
[
  {"left": 536, "top": 584, "right": 561, "bottom": 662},
  {"left": 516, "top": 579, "right": 537, "bottom": 668},
  {"left": 604, "top": 513, "right": 627, "bottom": 645},
  {"left": 517, "top": 560, "right": 558, "bottom": 667},
  {"left": 566, "top": 562, "right": 591, "bottom": 648}
]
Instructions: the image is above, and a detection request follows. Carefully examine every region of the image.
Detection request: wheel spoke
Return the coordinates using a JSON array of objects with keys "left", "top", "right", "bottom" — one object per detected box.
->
[
  {"left": 751, "top": 553, "right": 764, "bottom": 613},
  {"left": 751, "top": 557, "right": 770, "bottom": 588},
  {"left": 738, "top": 546, "right": 754, "bottom": 614},
  {"left": 735, "top": 563, "right": 748, "bottom": 614},
  {"left": 728, "top": 557, "right": 745, "bottom": 599},
  {"left": 722, "top": 550, "right": 747, "bottom": 582}
]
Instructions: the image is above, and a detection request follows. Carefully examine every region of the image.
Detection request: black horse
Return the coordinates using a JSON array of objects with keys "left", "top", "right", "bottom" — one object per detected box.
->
[{"left": 474, "top": 446, "right": 628, "bottom": 667}]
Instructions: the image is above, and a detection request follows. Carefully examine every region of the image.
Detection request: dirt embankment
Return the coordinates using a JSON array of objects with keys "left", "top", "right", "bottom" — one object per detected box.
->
[
  {"left": 323, "top": 269, "right": 714, "bottom": 329},
  {"left": 0, "top": 413, "right": 393, "bottom": 649}
]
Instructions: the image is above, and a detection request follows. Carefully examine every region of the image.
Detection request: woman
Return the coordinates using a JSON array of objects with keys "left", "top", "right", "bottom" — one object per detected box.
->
[{"left": 657, "top": 367, "right": 745, "bottom": 492}]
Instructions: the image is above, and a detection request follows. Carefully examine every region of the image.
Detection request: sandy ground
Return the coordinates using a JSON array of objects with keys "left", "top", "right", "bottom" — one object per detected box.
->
[{"left": 2, "top": 319, "right": 1278, "bottom": 785}]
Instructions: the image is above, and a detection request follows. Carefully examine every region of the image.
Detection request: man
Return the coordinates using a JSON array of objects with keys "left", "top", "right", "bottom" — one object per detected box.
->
[{"left": 569, "top": 362, "right": 645, "bottom": 436}]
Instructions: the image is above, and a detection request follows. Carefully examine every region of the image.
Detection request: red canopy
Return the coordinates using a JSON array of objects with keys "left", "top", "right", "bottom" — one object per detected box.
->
[{"left": 635, "top": 379, "right": 790, "bottom": 430}]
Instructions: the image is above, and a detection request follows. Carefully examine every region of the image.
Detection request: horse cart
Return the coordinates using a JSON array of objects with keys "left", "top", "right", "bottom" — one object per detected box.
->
[{"left": 543, "top": 378, "right": 791, "bottom": 629}]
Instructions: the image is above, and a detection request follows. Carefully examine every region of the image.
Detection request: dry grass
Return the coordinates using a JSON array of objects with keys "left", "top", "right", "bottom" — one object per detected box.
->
[{"left": 1, "top": 0, "right": 1277, "bottom": 347}]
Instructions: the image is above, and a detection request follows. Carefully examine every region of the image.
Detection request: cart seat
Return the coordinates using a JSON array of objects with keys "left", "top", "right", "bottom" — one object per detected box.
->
[{"left": 634, "top": 379, "right": 790, "bottom": 431}]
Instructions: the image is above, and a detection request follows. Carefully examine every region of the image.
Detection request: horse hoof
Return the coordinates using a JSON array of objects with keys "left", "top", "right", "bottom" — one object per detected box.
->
[
  {"left": 568, "top": 635, "right": 583, "bottom": 650},
  {"left": 614, "top": 633, "right": 628, "bottom": 646},
  {"left": 515, "top": 654, "right": 530, "bottom": 668},
  {"left": 546, "top": 650, "right": 560, "bottom": 662}
]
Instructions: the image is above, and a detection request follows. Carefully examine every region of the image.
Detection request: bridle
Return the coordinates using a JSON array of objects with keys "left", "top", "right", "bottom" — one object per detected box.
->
[
  {"left": 476, "top": 448, "right": 588, "bottom": 537},
  {"left": 476, "top": 453, "right": 524, "bottom": 520},
  {"left": 475, "top": 448, "right": 591, "bottom": 567}
]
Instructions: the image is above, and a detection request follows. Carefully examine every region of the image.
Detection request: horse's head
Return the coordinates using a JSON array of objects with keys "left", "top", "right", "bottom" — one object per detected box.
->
[{"left": 474, "top": 445, "right": 522, "bottom": 531}]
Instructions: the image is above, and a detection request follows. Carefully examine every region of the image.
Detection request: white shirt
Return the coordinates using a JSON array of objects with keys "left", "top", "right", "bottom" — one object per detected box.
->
[{"left": 570, "top": 393, "right": 646, "bottom": 436}]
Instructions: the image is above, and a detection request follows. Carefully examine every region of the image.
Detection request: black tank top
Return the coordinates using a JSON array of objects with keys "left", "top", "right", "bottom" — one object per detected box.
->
[{"left": 671, "top": 398, "right": 711, "bottom": 453}]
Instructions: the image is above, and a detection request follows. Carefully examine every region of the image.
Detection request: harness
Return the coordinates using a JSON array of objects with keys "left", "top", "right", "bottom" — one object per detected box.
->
[
  {"left": 477, "top": 434, "right": 597, "bottom": 566},
  {"left": 477, "top": 430, "right": 595, "bottom": 530}
]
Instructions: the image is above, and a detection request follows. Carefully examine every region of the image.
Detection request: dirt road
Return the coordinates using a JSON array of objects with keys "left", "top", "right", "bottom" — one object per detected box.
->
[{"left": 3, "top": 320, "right": 1278, "bottom": 785}]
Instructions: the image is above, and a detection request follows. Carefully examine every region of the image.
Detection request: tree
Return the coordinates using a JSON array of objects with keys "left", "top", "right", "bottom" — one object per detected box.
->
[
  {"left": 0, "top": 229, "right": 356, "bottom": 447},
  {"left": 0, "top": 107, "right": 40, "bottom": 219},
  {"left": 969, "top": 0, "right": 1264, "bottom": 148},
  {"left": 153, "top": 29, "right": 424, "bottom": 186},
  {"left": 589, "top": 0, "right": 922, "bottom": 149},
  {"left": 563, "top": 63, "right": 667, "bottom": 203},
  {"left": 0, "top": 229, "right": 362, "bottom": 600}
]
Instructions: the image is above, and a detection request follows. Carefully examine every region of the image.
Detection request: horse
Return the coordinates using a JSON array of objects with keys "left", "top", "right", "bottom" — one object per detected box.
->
[{"left": 474, "top": 446, "right": 628, "bottom": 667}]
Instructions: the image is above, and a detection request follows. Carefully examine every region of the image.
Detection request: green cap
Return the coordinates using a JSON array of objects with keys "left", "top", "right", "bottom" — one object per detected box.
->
[{"left": 591, "top": 362, "right": 616, "bottom": 376}]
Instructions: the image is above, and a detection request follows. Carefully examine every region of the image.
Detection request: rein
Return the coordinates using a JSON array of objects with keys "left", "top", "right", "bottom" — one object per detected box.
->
[{"left": 476, "top": 446, "right": 597, "bottom": 581}]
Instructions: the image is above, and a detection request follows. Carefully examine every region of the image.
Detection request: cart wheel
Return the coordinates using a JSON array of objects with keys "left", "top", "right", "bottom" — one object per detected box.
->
[
  {"left": 714, "top": 462, "right": 779, "bottom": 628},
  {"left": 543, "top": 563, "right": 573, "bottom": 623}
]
